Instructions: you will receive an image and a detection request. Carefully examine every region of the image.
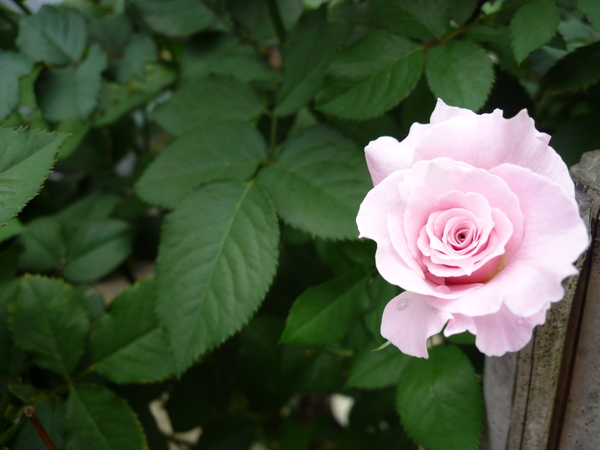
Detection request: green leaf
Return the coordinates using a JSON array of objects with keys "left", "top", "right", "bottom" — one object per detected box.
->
[
  {"left": 258, "top": 126, "right": 371, "bottom": 239},
  {"left": 542, "top": 40, "right": 600, "bottom": 92},
  {"left": 449, "top": 0, "right": 479, "bottom": 26},
  {"left": 510, "top": 0, "right": 560, "bottom": 63},
  {"left": 136, "top": 121, "right": 267, "bottom": 209},
  {"left": 55, "top": 192, "right": 121, "bottom": 229},
  {"left": 0, "top": 127, "right": 65, "bottom": 226},
  {"left": 131, "top": 0, "right": 217, "bottom": 37},
  {"left": 275, "top": 9, "right": 351, "bottom": 116},
  {"left": 346, "top": 346, "right": 410, "bottom": 389},
  {"left": 396, "top": 345, "right": 484, "bottom": 450},
  {"left": 0, "top": 217, "right": 24, "bottom": 244},
  {"left": 0, "top": 281, "right": 26, "bottom": 377},
  {"left": 181, "top": 33, "right": 279, "bottom": 84},
  {"left": 156, "top": 181, "right": 279, "bottom": 373},
  {"left": 579, "top": 0, "right": 600, "bottom": 31},
  {"left": 18, "top": 216, "right": 66, "bottom": 272},
  {"left": 316, "top": 31, "right": 424, "bottom": 120},
  {"left": 55, "top": 121, "right": 91, "bottom": 160},
  {"left": 94, "top": 64, "right": 176, "bottom": 127},
  {"left": 153, "top": 76, "right": 265, "bottom": 136},
  {"left": 66, "top": 384, "right": 146, "bottom": 450},
  {"left": 370, "top": 0, "right": 449, "bottom": 39},
  {"left": 0, "top": 52, "right": 32, "bottom": 121},
  {"left": 37, "top": 44, "right": 107, "bottom": 122},
  {"left": 90, "top": 277, "right": 175, "bottom": 383},
  {"left": 10, "top": 276, "right": 89, "bottom": 375},
  {"left": 280, "top": 270, "right": 370, "bottom": 345},
  {"left": 12, "top": 398, "right": 66, "bottom": 450},
  {"left": 17, "top": 5, "right": 87, "bottom": 65},
  {"left": 62, "top": 219, "right": 132, "bottom": 283},
  {"left": 364, "top": 275, "right": 399, "bottom": 342},
  {"left": 425, "top": 39, "right": 494, "bottom": 111},
  {"left": 115, "top": 34, "right": 157, "bottom": 83}
]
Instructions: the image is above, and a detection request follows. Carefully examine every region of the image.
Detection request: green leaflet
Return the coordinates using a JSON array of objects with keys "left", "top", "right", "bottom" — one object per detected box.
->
[
  {"left": 258, "top": 126, "right": 371, "bottom": 240},
  {"left": 156, "top": 180, "right": 279, "bottom": 373},
  {"left": 510, "top": 0, "right": 560, "bottom": 63},
  {"left": 425, "top": 39, "right": 494, "bottom": 111},
  {"left": 316, "top": 31, "right": 424, "bottom": 120}
]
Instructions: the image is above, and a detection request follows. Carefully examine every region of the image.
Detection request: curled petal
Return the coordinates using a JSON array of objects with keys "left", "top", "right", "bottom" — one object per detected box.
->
[{"left": 381, "top": 292, "right": 453, "bottom": 358}]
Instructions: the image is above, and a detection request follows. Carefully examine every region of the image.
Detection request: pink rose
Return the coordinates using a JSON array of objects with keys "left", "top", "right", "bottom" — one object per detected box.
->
[{"left": 356, "top": 100, "right": 589, "bottom": 358}]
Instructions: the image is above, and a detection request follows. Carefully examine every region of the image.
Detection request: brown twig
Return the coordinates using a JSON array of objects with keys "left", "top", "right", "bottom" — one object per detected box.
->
[{"left": 24, "top": 406, "right": 58, "bottom": 450}]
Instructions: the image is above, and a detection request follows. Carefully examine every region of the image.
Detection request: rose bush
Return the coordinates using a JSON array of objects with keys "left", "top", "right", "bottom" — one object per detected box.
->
[{"left": 356, "top": 100, "right": 589, "bottom": 358}]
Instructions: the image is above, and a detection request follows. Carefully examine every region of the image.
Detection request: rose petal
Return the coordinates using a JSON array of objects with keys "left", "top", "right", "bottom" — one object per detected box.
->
[
  {"left": 471, "top": 303, "right": 548, "bottom": 356},
  {"left": 365, "top": 123, "right": 428, "bottom": 185},
  {"left": 429, "top": 98, "right": 479, "bottom": 123},
  {"left": 414, "top": 106, "right": 574, "bottom": 197},
  {"left": 381, "top": 292, "right": 453, "bottom": 358}
]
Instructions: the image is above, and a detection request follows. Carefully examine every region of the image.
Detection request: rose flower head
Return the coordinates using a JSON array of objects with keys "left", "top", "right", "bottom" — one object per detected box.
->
[{"left": 356, "top": 99, "right": 589, "bottom": 358}]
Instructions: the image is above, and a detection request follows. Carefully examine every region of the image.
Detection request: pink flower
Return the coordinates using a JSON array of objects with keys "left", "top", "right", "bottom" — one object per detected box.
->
[{"left": 356, "top": 100, "right": 589, "bottom": 358}]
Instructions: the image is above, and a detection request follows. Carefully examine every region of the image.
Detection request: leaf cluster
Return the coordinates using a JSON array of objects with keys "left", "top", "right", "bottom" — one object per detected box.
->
[{"left": 0, "top": 0, "right": 598, "bottom": 449}]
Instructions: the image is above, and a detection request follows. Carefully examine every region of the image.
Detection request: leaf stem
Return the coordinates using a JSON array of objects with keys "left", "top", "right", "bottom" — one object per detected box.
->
[
  {"left": 11, "top": 0, "right": 31, "bottom": 15},
  {"left": 25, "top": 406, "right": 58, "bottom": 450},
  {"left": 264, "top": 0, "right": 286, "bottom": 43}
]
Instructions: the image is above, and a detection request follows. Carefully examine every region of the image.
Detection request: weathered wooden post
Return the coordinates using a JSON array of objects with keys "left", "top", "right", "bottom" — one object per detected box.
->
[{"left": 481, "top": 150, "right": 600, "bottom": 450}]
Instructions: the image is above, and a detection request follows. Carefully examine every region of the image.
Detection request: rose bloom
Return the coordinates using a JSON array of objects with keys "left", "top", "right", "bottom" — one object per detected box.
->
[{"left": 356, "top": 100, "right": 589, "bottom": 358}]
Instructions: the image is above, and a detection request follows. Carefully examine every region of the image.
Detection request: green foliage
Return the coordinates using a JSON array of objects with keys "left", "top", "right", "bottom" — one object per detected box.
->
[
  {"left": 396, "top": 345, "right": 484, "bottom": 450},
  {"left": 316, "top": 31, "right": 424, "bottom": 119},
  {"left": 425, "top": 40, "right": 494, "bottom": 111},
  {"left": 66, "top": 384, "right": 146, "bottom": 450},
  {"left": 90, "top": 277, "right": 175, "bottom": 383},
  {"left": 136, "top": 121, "right": 267, "bottom": 208},
  {"left": 258, "top": 126, "right": 371, "bottom": 239},
  {"left": 0, "top": 0, "right": 596, "bottom": 448},
  {"left": 10, "top": 276, "right": 89, "bottom": 375},
  {"left": 280, "top": 269, "right": 370, "bottom": 345},
  {"left": 510, "top": 0, "right": 561, "bottom": 63},
  {"left": 156, "top": 181, "right": 279, "bottom": 373}
]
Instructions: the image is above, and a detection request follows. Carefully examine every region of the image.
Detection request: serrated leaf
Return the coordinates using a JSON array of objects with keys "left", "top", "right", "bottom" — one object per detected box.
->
[
  {"left": 90, "top": 277, "right": 175, "bottom": 383},
  {"left": 156, "top": 181, "right": 279, "bottom": 373},
  {"left": 17, "top": 5, "right": 87, "bottom": 65},
  {"left": 94, "top": 64, "right": 176, "bottom": 127},
  {"left": 0, "top": 52, "right": 32, "bottom": 121},
  {"left": 153, "top": 76, "right": 265, "bottom": 136},
  {"left": 115, "top": 34, "right": 157, "bottom": 83},
  {"left": 66, "top": 384, "right": 146, "bottom": 450},
  {"left": 370, "top": 0, "right": 450, "bottom": 39},
  {"left": 62, "top": 219, "right": 132, "bottom": 283},
  {"left": 136, "top": 121, "right": 267, "bottom": 209},
  {"left": 131, "top": 0, "right": 216, "bottom": 37},
  {"left": 579, "top": 0, "right": 600, "bottom": 31},
  {"left": 425, "top": 39, "right": 494, "bottom": 111},
  {"left": 10, "top": 276, "right": 89, "bottom": 375},
  {"left": 18, "top": 216, "right": 66, "bottom": 272},
  {"left": 450, "top": 0, "right": 479, "bottom": 26},
  {"left": 396, "top": 345, "right": 484, "bottom": 450},
  {"left": 0, "top": 127, "right": 65, "bottom": 226},
  {"left": 181, "top": 33, "right": 279, "bottom": 84},
  {"left": 258, "top": 126, "right": 371, "bottom": 239},
  {"left": 275, "top": 9, "right": 351, "bottom": 116},
  {"left": 37, "top": 44, "right": 107, "bottom": 122},
  {"left": 542, "top": 40, "right": 600, "bottom": 92},
  {"left": 346, "top": 346, "right": 410, "bottom": 389},
  {"left": 510, "top": 0, "right": 560, "bottom": 63},
  {"left": 316, "top": 31, "right": 424, "bottom": 120},
  {"left": 281, "top": 270, "right": 370, "bottom": 345}
]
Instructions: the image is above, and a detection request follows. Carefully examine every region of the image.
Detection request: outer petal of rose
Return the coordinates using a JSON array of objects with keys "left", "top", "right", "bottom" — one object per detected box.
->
[
  {"left": 414, "top": 109, "right": 574, "bottom": 197},
  {"left": 365, "top": 123, "right": 428, "bottom": 185},
  {"left": 470, "top": 303, "right": 549, "bottom": 356},
  {"left": 356, "top": 171, "right": 432, "bottom": 293},
  {"left": 381, "top": 292, "right": 453, "bottom": 358},
  {"left": 429, "top": 98, "right": 479, "bottom": 123},
  {"left": 490, "top": 164, "right": 589, "bottom": 316}
]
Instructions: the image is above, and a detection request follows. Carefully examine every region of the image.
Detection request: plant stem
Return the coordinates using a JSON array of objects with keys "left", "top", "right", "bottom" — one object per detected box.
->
[
  {"left": 11, "top": 0, "right": 31, "bottom": 15},
  {"left": 25, "top": 406, "right": 58, "bottom": 450},
  {"left": 264, "top": 0, "right": 286, "bottom": 43}
]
